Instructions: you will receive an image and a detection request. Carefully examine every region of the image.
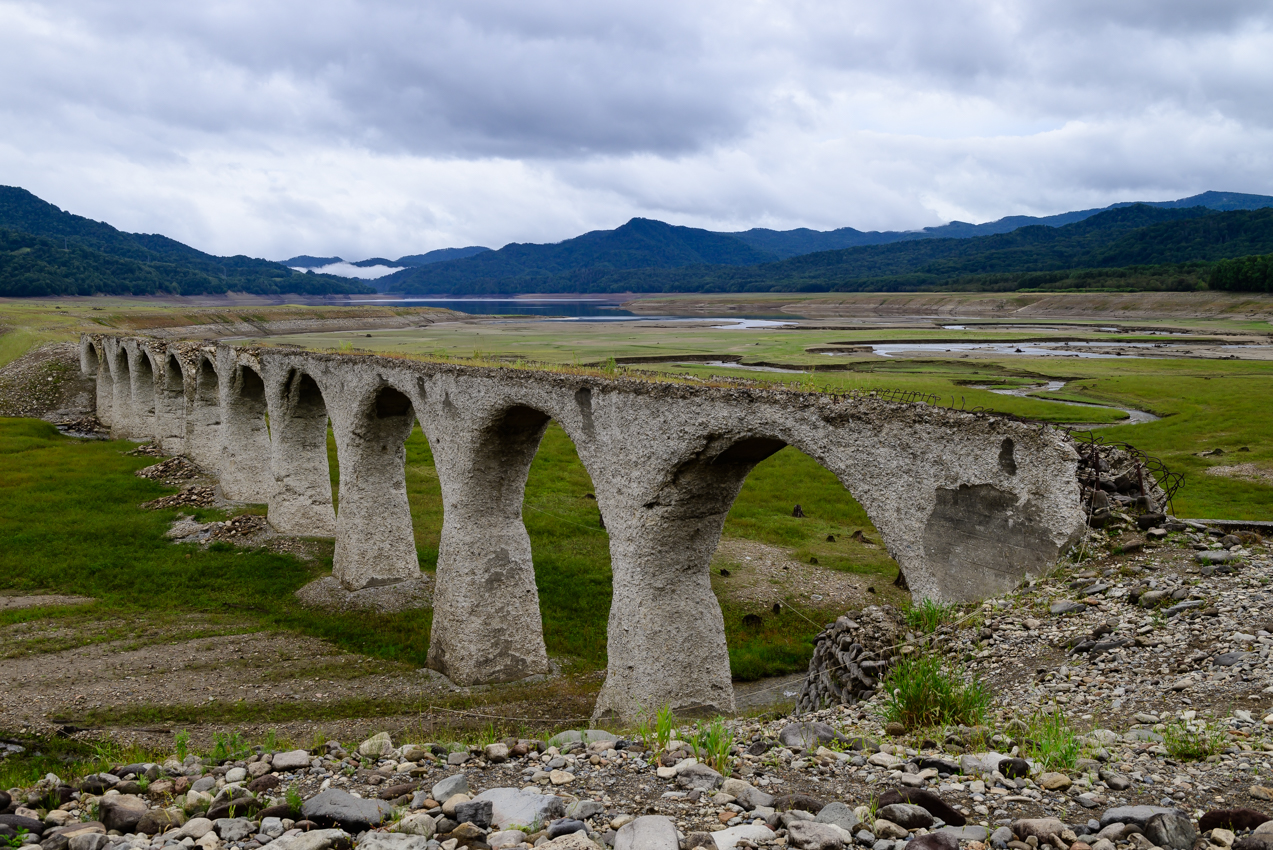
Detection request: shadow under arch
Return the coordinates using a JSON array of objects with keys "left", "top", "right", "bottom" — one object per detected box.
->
[
  {"left": 267, "top": 368, "right": 336, "bottom": 537},
  {"left": 82, "top": 341, "right": 112, "bottom": 428},
  {"left": 155, "top": 351, "right": 186, "bottom": 455},
  {"left": 426, "top": 401, "right": 606, "bottom": 686},
  {"left": 186, "top": 355, "right": 222, "bottom": 470},
  {"left": 221, "top": 363, "right": 274, "bottom": 502},
  {"left": 330, "top": 383, "right": 422, "bottom": 590}
]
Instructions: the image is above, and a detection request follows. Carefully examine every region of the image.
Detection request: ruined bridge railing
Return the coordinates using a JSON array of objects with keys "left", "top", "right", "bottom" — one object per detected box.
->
[{"left": 80, "top": 334, "right": 1086, "bottom": 720}]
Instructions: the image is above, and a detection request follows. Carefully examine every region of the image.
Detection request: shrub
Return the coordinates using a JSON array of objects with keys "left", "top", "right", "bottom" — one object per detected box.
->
[{"left": 880, "top": 653, "right": 990, "bottom": 729}]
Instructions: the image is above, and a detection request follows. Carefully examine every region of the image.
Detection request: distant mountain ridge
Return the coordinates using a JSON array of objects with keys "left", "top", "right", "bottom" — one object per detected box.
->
[
  {"left": 389, "top": 203, "right": 1273, "bottom": 295},
  {"left": 284, "top": 246, "right": 491, "bottom": 270},
  {"left": 725, "top": 190, "right": 1273, "bottom": 258},
  {"left": 0, "top": 186, "right": 371, "bottom": 297}
]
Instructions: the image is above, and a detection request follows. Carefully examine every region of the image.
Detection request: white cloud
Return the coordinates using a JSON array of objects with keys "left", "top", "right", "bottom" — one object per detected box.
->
[{"left": 1, "top": 0, "right": 1271, "bottom": 260}]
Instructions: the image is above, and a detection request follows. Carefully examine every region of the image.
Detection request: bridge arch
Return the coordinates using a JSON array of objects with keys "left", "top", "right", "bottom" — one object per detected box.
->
[
  {"left": 267, "top": 367, "right": 337, "bottom": 536},
  {"left": 81, "top": 340, "right": 112, "bottom": 428},
  {"left": 107, "top": 344, "right": 133, "bottom": 439}
]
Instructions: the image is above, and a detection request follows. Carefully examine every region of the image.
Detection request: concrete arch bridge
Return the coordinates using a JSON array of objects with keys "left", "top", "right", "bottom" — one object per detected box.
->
[{"left": 79, "top": 334, "right": 1086, "bottom": 720}]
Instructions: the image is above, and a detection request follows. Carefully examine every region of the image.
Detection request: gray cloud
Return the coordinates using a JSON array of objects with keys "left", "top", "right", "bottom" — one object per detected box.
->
[{"left": 1, "top": 0, "right": 1271, "bottom": 260}]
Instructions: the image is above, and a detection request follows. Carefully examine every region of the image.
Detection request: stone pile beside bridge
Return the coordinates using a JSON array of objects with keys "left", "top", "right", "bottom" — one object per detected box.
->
[{"left": 79, "top": 334, "right": 1087, "bottom": 720}]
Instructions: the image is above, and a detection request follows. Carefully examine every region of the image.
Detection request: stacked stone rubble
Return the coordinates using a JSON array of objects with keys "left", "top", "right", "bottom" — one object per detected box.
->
[
  {"left": 1076, "top": 441, "right": 1171, "bottom": 526},
  {"left": 795, "top": 605, "right": 900, "bottom": 713}
]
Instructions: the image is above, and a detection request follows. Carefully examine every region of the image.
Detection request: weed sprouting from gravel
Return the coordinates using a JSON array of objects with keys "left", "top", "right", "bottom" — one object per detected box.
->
[
  {"left": 881, "top": 653, "right": 990, "bottom": 730},
  {"left": 1022, "top": 708, "right": 1083, "bottom": 771},
  {"left": 692, "top": 716, "right": 735, "bottom": 774},
  {"left": 905, "top": 598, "right": 957, "bottom": 633},
  {"left": 655, "top": 705, "right": 676, "bottom": 752},
  {"left": 1163, "top": 719, "right": 1226, "bottom": 761}
]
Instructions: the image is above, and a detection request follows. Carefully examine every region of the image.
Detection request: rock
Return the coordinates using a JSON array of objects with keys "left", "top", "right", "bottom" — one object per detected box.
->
[
  {"left": 541, "top": 833, "right": 600, "bottom": 849},
  {"left": 1212, "top": 829, "right": 1237, "bottom": 848},
  {"left": 676, "top": 762, "right": 723, "bottom": 791},
  {"left": 1012, "top": 819, "right": 1068, "bottom": 844},
  {"left": 773, "top": 794, "right": 828, "bottom": 814},
  {"left": 40, "top": 835, "right": 69, "bottom": 850},
  {"left": 214, "top": 818, "right": 256, "bottom": 842},
  {"left": 549, "top": 769, "right": 575, "bottom": 786},
  {"left": 941, "top": 826, "right": 990, "bottom": 842},
  {"left": 876, "top": 789, "right": 966, "bottom": 827},
  {"left": 720, "top": 779, "right": 774, "bottom": 811},
  {"left": 357, "top": 732, "right": 394, "bottom": 758},
  {"left": 431, "top": 774, "right": 469, "bottom": 804},
  {"left": 1233, "top": 837, "right": 1273, "bottom": 850},
  {"left": 907, "top": 833, "right": 960, "bottom": 850},
  {"left": 1256, "top": 823, "right": 1273, "bottom": 836},
  {"left": 1144, "top": 812, "right": 1198, "bottom": 850},
  {"left": 453, "top": 799, "right": 493, "bottom": 829},
  {"left": 998, "top": 758, "right": 1030, "bottom": 780},
  {"left": 173, "top": 818, "right": 216, "bottom": 840},
  {"left": 1051, "top": 601, "right": 1088, "bottom": 615},
  {"left": 612, "top": 815, "right": 678, "bottom": 850},
  {"left": 1200, "top": 810, "right": 1272, "bottom": 832},
  {"left": 874, "top": 819, "right": 909, "bottom": 840},
  {"left": 377, "top": 783, "right": 418, "bottom": 801},
  {"left": 483, "top": 743, "right": 509, "bottom": 763},
  {"left": 270, "top": 750, "right": 312, "bottom": 772},
  {"left": 567, "top": 800, "right": 605, "bottom": 820},
  {"left": 393, "top": 813, "right": 436, "bottom": 839},
  {"left": 67, "top": 836, "right": 108, "bottom": 850},
  {"left": 1100, "top": 806, "right": 1181, "bottom": 829},
  {"left": 815, "top": 802, "right": 860, "bottom": 833},
  {"left": 271, "top": 828, "right": 353, "bottom": 850},
  {"left": 224, "top": 767, "right": 247, "bottom": 783},
  {"left": 787, "top": 820, "right": 846, "bottom": 850},
  {"left": 545, "top": 730, "right": 614, "bottom": 748},
  {"left": 1038, "top": 772, "right": 1073, "bottom": 791},
  {"left": 877, "top": 804, "right": 933, "bottom": 830},
  {"left": 990, "top": 826, "right": 1014, "bottom": 848},
  {"left": 357, "top": 836, "right": 433, "bottom": 850},
  {"left": 711, "top": 823, "right": 777, "bottom": 850},
  {"left": 249, "top": 775, "right": 282, "bottom": 795},
  {"left": 1197, "top": 550, "right": 1235, "bottom": 564},
  {"left": 441, "top": 793, "right": 471, "bottom": 817},
  {"left": 1253, "top": 788, "right": 1273, "bottom": 803},
  {"left": 300, "top": 789, "right": 394, "bottom": 832},
  {"left": 135, "top": 808, "right": 184, "bottom": 835},
  {"left": 778, "top": 722, "right": 848, "bottom": 749},
  {"left": 487, "top": 831, "right": 529, "bottom": 850},
  {"left": 471, "top": 787, "right": 566, "bottom": 830},
  {"left": 547, "top": 819, "right": 587, "bottom": 838},
  {"left": 868, "top": 752, "right": 903, "bottom": 768},
  {"left": 99, "top": 794, "right": 148, "bottom": 833},
  {"left": 247, "top": 761, "right": 272, "bottom": 779}
]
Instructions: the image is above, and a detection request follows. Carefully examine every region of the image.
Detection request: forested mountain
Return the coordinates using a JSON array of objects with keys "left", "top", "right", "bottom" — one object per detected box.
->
[
  {"left": 390, "top": 205, "right": 1273, "bottom": 294},
  {"left": 0, "top": 187, "right": 371, "bottom": 296},
  {"left": 382, "top": 217, "right": 775, "bottom": 291},
  {"left": 726, "top": 190, "right": 1273, "bottom": 259}
]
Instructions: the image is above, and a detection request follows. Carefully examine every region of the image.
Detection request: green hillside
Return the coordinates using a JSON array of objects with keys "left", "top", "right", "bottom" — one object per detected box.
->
[{"left": 0, "top": 186, "right": 371, "bottom": 296}]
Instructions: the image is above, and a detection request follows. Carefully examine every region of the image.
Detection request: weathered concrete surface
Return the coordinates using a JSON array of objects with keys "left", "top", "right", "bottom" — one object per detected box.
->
[{"left": 81, "top": 334, "right": 1086, "bottom": 720}]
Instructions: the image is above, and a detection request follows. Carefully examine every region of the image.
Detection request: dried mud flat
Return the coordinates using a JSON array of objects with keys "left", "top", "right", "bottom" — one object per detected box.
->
[{"left": 710, "top": 537, "right": 901, "bottom": 613}]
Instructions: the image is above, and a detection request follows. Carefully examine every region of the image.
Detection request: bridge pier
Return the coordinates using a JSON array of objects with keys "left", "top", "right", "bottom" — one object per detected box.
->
[
  {"left": 426, "top": 402, "right": 552, "bottom": 685},
  {"left": 266, "top": 368, "right": 337, "bottom": 536},
  {"left": 107, "top": 343, "right": 135, "bottom": 439},
  {"left": 219, "top": 361, "right": 275, "bottom": 503},
  {"left": 155, "top": 351, "right": 187, "bottom": 455},
  {"left": 186, "top": 355, "right": 222, "bottom": 471},
  {"left": 330, "top": 385, "right": 421, "bottom": 590}
]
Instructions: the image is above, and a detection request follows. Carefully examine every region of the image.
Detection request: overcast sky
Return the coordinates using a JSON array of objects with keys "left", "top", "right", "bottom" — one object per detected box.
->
[{"left": 3, "top": 0, "right": 1272, "bottom": 261}]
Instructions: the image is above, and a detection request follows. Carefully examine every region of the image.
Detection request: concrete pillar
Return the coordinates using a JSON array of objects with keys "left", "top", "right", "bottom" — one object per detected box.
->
[
  {"left": 331, "top": 385, "right": 421, "bottom": 590},
  {"left": 108, "top": 345, "right": 134, "bottom": 440},
  {"left": 267, "top": 369, "right": 337, "bottom": 536},
  {"left": 81, "top": 340, "right": 112, "bottom": 428},
  {"left": 155, "top": 351, "right": 187, "bottom": 455},
  {"left": 219, "top": 363, "right": 275, "bottom": 503},
  {"left": 186, "top": 356, "right": 222, "bottom": 471},
  {"left": 590, "top": 439, "right": 785, "bottom": 720},
  {"left": 426, "top": 403, "right": 552, "bottom": 685}
]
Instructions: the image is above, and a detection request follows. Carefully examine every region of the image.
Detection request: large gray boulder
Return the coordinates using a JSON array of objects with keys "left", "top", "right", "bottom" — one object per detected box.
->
[
  {"left": 271, "top": 829, "right": 352, "bottom": 850},
  {"left": 1145, "top": 812, "right": 1198, "bottom": 850},
  {"left": 614, "top": 816, "right": 678, "bottom": 850},
  {"left": 270, "top": 750, "right": 312, "bottom": 772},
  {"left": 300, "top": 789, "right": 394, "bottom": 831},
  {"left": 99, "top": 795, "right": 148, "bottom": 834},
  {"left": 430, "top": 774, "right": 468, "bottom": 803},
  {"left": 470, "top": 788, "right": 566, "bottom": 830},
  {"left": 814, "top": 803, "right": 860, "bottom": 833},
  {"left": 778, "top": 722, "right": 845, "bottom": 749},
  {"left": 1100, "top": 806, "right": 1182, "bottom": 829}
]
